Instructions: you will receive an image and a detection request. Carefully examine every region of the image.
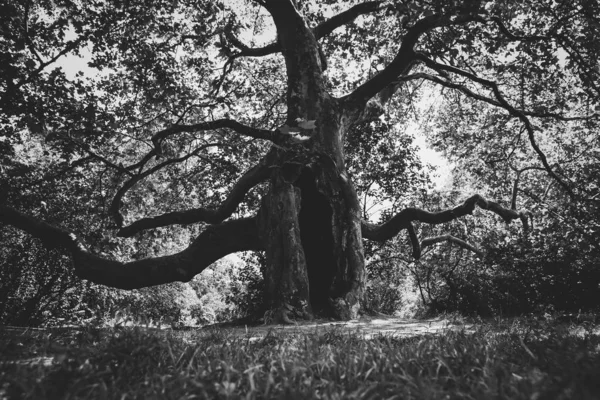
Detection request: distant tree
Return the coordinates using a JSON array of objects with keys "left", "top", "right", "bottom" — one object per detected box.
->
[{"left": 1, "top": 0, "right": 598, "bottom": 321}]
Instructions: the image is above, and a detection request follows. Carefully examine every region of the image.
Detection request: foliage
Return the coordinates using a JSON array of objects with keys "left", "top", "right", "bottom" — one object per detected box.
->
[
  {"left": 362, "top": 236, "right": 407, "bottom": 315},
  {"left": 0, "top": 228, "right": 88, "bottom": 326},
  {"left": 224, "top": 252, "right": 267, "bottom": 319},
  {"left": 408, "top": 184, "right": 600, "bottom": 317},
  {"left": 2, "top": 318, "right": 600, "bottom": 399}
]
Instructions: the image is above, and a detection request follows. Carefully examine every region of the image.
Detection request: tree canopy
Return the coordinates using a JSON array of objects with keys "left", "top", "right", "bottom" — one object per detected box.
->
[{"left": 1, "top": 0, "right": 599, "bottom": 322}]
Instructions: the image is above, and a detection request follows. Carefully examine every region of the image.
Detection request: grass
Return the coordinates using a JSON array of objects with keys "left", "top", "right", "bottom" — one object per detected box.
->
[{"left": 1, "top": 318, "right": 599, "bottom": 399}]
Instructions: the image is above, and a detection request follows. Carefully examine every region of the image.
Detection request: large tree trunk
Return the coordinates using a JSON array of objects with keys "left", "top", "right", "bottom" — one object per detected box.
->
[
  {"left": 257, "top": 102, "right": 366, "bottom": 321},
  {"left": 254, "top": 2, "right": 367, "bottom": 321},
  {"left": 258, "top": 160, "right": 366, "bottom": 321}
]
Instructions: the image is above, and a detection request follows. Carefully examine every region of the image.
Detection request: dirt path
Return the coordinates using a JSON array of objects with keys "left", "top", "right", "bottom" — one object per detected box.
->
[
  {"left": 1, "top": 317, "right": 473, "bottom": 366},
  {"left": 202, "top": 316, "right": 473, "bottom": 340}
]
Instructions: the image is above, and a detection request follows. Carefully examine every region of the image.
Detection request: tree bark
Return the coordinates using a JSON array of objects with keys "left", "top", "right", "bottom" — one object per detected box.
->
[
  {"left": 257, "top": 146, "right": 366, "bottom": 321},
  {"left": 0, "top": 206, "right": 263, "bottom": 289},
  {"left": 246, "top": 1, "right": 368, "bottom": 321}
]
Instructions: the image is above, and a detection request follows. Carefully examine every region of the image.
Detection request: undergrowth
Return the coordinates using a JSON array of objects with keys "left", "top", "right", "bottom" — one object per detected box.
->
[{"left": 1, "top": 318, "right": 599, "bottom": 399}]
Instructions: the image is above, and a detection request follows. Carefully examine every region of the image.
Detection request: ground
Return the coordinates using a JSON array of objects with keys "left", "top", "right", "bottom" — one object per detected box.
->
[{"left": 2, "top": 316, "right": 600, "bottom": 399}]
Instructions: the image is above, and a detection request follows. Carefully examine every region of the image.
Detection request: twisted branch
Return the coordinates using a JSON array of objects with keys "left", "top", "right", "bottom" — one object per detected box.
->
[
  {"left": 362, "top": 194, "right": 529, "bottom": 243},
  {"left": 0, "top": 205, "right": 262, "bottom": 289},
  {"left": 117, "top": 157, "right": 273, "bottom": 236}
]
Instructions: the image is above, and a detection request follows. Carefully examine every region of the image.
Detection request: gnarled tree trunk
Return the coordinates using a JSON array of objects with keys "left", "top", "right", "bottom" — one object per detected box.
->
[{"left": 257, "top": 133, "right": 366, "bottom": 320}]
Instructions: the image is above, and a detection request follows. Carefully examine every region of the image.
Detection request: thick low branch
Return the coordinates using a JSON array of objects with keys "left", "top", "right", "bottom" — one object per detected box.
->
[
  {"left": 117, "top": 158, "right": 272, "bottom": 237},
  {"left": 0, "top": 205, "right": 263, "bottom": 289},
  {"left": 0, "top": 206, "right": 82, "bottom": 252},
  {"left": 362, "top": 194, "right": 529, "bottom": 242}
]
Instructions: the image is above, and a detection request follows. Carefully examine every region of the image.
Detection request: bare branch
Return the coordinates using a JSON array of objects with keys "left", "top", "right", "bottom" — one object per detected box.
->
[
  {"left": 225, "top": 33, "right": 280, "bottom": 58},
  {"left": 117, "top": 157, "right": 273, "bottom": 236},
  {"left": 0, "top": 205, "right": 263, "bottom": 289},
  {"left": 47, "top": 132, "right": 135, "bottom": 176},
  {"left": 362, "top": 194, "right": 529, "bottom": 242}
]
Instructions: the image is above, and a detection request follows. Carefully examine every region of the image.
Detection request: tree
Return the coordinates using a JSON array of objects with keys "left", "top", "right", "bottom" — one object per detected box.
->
[{"left": 1, "top": 0, "right": 598, "bottom": 321}]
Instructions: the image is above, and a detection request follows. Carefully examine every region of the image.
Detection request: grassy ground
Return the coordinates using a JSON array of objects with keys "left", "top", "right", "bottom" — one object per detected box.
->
[{"left": 1, "top": 317, "right": 599, "bottom": 399}]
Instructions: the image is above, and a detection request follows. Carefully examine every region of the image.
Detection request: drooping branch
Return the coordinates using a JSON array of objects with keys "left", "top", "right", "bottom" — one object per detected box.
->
[
  {"left": 400, "top": 71, "right": 600, "bottom": 123},
  {"left": 420, "top": 235, "right": 484, "bottom": 259},
  {"left": 151, "top": 119, "right": 283, "bottom": 155},
  {"left": 109, "top": 142, "right": 227, "bottom": 228},
  {"left": 510, "top": 165, "right": 548, "bottom": 210},
  {"left": 344, "top": 12, "right": 479, "bottom": 113},
  {"left": 406, "top": 222, "right": 421, "bottom": 259},
  {"left": 117, "top": 157, "right": 273, "bottom": 237},
  {"left": 415, "top": 54, "right": 576, "bottom": 198},
  {"left": 0, "top": 205, "right": 263, "bottom": 289},
  {"left": 0, "top": 205, "right": 83, "bottom": 253},
  {"left": 362, "top": 194, "right": 529, "bottom": 243}
]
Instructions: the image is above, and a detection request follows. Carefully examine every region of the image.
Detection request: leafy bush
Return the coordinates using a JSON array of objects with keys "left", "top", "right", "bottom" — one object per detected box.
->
[
  {"left": 224, "top": 252, "right": 266, "bottom": 318},
  {"left": 363, "top": 257, "right": 405, "bottom": 315}
]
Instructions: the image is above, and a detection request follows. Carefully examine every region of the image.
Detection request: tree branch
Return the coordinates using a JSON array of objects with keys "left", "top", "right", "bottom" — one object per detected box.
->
[
  {"left": 0, "top": 205, "right": 263, "bottom": 289},
  {"left": 400, "top": 71, "right": 600, "bottom": 123},
  {"left": 362, "top": 194, "right": 529, "bottom": 242},
  {"left": 117, "top": 156, "right": 273, "bottom": 237},
  {"left": 109, "top": 142, "right": 227, "bottom": 227},
  {"left": 416, "top": 54, "right": 576, "bottom": 198},
  {"left": 406, "top": 222, "right": 421, "bottom": 259},
  {"left": 510, "top": 165, "right": 549, "bottom": 210},
  {"left": 421, "top": 235, "right": 484, "bottom": 259},
  {"left": 225, "top": 1, "right": 385, "bottom": 58},
  {"left": 151, "top": 119, "right": 283, "bottom": 155},
  {"left": 313, "top": 1, "right": 384, "bottom": 39},
  {"left": 344, "top": 12, "right": 478, "bottom": 112}
]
